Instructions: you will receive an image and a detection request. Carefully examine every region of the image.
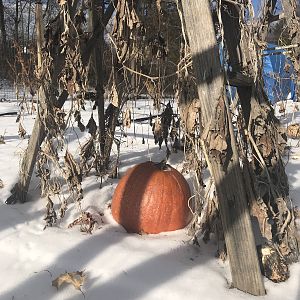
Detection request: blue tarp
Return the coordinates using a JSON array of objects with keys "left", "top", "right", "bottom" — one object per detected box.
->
[{"left": 263, "top": 44, "right": 296, "bottom": 103}]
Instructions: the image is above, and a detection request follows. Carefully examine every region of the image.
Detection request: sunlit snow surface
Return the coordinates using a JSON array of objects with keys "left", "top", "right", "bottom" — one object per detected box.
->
[{"left": 0, "top": 91, "right": 299, "bottom": 300}]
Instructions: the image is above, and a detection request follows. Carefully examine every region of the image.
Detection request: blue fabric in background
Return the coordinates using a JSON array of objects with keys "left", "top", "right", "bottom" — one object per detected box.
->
[{"left": 263, "top": 44, "right": 296, "bottom": 103}]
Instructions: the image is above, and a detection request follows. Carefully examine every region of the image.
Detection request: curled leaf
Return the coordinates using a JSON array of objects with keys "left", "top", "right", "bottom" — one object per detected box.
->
[
  {"left": 86, "top": 114, "right": 97, "bottom": 136},
  {"left": 287, "top": 123, "right": 300, "bottom": 139},
  {"left": 52, "top": 271, "right": 86, "bottom": 291},
  {"left": 210, "top": 133, "right": 227, "bottom": 152},
  {"left": 68, "top": 212, "right": 98, "bottom": 233},
  {"left": 18, "top": 123, "right": 26, "bottom": 139},
  {"left": 123, "top": 108, "right": 131, "bottom": 128}
]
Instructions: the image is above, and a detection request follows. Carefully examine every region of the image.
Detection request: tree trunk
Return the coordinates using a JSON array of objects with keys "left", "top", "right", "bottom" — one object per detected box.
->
[
  {"left": 181, "top": 1, "right": 265, "bottom": 296},
  {"left": 90, "top": 0, "right": 106, "bottom": 156},
  {"left": 0, "top": 0, "right": 7, "bottom": 52},
  {"left": 15, "top": 0, "right": 19, "bottom": 44}
]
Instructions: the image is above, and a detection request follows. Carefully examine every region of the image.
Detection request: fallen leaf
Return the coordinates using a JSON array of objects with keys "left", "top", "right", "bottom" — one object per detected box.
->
[{"left": 52, "top": 271, "right": 86, "bottom": 291}]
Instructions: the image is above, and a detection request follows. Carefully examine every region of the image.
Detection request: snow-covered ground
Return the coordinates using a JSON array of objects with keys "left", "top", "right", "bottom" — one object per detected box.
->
[{"left": 0, "top": 94, "right": 299, "bottom": 300}]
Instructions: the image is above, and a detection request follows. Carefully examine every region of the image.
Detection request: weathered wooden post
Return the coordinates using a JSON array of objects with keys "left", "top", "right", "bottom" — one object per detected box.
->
[{"left": 181, "top": 0, "right": 265, "bottom": 295}]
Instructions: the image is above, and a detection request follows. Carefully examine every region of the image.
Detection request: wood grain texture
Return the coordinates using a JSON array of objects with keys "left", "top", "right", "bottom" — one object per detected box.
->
[{"left": 181, "top": 0, "right": 265, "bottom": 295}]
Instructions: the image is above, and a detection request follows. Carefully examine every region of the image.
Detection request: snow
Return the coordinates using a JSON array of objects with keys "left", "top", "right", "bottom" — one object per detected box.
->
[{"left": 0, "top": 94, "right": 299, "bottom": 300}]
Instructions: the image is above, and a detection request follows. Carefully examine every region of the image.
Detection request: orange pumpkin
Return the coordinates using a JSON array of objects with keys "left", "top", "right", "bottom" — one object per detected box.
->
[{"left": 111, "top": 161, "right": 192, "bottom": 234}]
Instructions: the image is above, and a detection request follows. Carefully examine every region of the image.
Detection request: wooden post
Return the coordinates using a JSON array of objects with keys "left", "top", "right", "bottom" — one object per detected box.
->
[{"left": 181, "top": 1, "right": 265, "bottom": 295}]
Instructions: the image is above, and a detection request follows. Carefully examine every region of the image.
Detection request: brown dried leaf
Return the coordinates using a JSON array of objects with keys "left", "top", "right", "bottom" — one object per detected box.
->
[
  {"left": 52, "top": 271, "right": 86, "bottom": 291},
  {"left": 86, "top": 114, "right": 97, "bottom": 136},
  {"left": 78, "top": 121, "right": 85, "bottom": 132},
  {"left": 210, "top": 133, "right": 227, "bottom": 152},
  {"left": 279, "top": 102, "right": 285, "bottom": 113},
  {"left": 180, "top": 99, "right": 200, "bottom": 134},
  {"left": 0, "top": 179, "right": 3, "bottom": 188},
  {"left": 260, "top": 244, "right": 289, "bottom": 283},
  {"left": 18, "top": 123, "right": 26, "bottom": 139},
  {"left": 287, "top": 123, "right": 300, "bottom": 139},
  {"left": 294, "top": 207, "right": 300, "bottom": 219},
  {"left": 0, "top": 135, "right": 5, "bottom": 144},
  {"left": 15, "top": 114, "right": 21, "bottom": 123},
  {"left": 111, "top": 83, "right": 119, "bottom": 107},
  {"left": 156, "top": 0, "right": 162, "bottom": 13},
  {"left": 44, "top": 196, "right": 57, "bottom": 229},
  {"left": 68, "top": 212, "right": 98, "bottom": 233},
  {"left": 258, "top": 135, "right": 273, "bottom": 157},
  {"left": 250, "top": 198, "right": 272, "bottom": 240},
  {"left": 57, "top": 0, "right": 67, "bottom": 6},
  {"left": 152, "top": 118, "right": 163, "bottom": 148},
  {"left": 123, "top": 108, "right": 131, "bottom": 128},
  {"left": 130, "top": 8, "right": 140, "bottom": 24},
  {"left": 80, "top": 136, "right": 95, "bottom": 161},
  {"left": 64, "top": 150, "right": 82, "bottom": 187}
]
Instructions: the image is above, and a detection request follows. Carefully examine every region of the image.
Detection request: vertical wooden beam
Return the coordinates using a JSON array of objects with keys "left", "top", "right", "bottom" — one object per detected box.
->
[{"left": 181, "top": 0, "right": 265, "bottom": 295}]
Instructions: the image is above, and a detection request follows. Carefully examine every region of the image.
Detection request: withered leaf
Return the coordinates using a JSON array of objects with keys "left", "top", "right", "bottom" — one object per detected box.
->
[
  {"left": 287, "top": 123, "right": 300, "bottom": 139},
  {"left": 86, "top": 114, "right": 97, "bottom": 136},
  {"left": 18, "top": 123, "right": 26, "bottom": 139},
  {"left": 156, "top": 0, "right": 162, "bottom": 13},
  {"left": 68, "top": 212, "right": 97, "bottom": 233},
  {"left": 152, "top": 118, "right": 163, "bottom": 148},
  {"left": 57, "top": 0, "right": 67, "bottom": 6},
  {"left": 16, "top": 114, "right": 21, "bottom": 123},
  {"left": 78, "top": 121, "right": 85, "bottom": 132},
  {"left": 210, "top": 133, "right": 227, "bottom": 152},
  {"left": 259, "top": 244, "right": 289, "bottom": 283},
  {"left": 130, "top": 8, "right": 140, "bottom": 24},
  {"left": 64, "top": 150, "right": 82, "bottom": 186},
  {"left": 127, "top": 17, "right": 134, "bottom": 30},
  {"left": 180, "top": 99, "right": 200, "bottom": 134},
  {"left": 0, "top": 179, "right": 3, "bottom": 188},
  {"left": 52, "top": 271, "right": 86, "bottom": 291},
  {"left": 258, "top": 135, "right": 272, "bottom": 157},
  {"left": 111, "top": 83, "right": 119, "bottom": 107},
  {"left": 0, "top": 135, "right": 5, "bottom": 144},
  {"left": 123, "top": 108, "right": 131, "bottom": 128}
]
